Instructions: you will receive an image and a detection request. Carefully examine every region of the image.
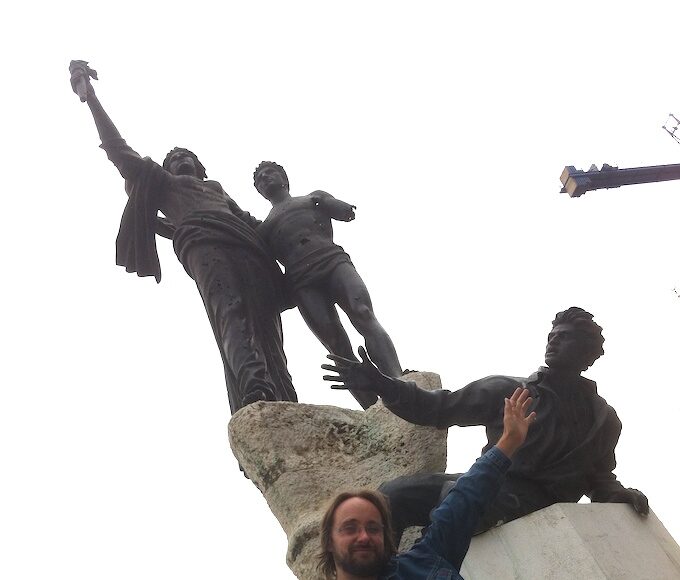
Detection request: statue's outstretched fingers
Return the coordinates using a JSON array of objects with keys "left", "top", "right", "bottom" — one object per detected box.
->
[
  {"left": 330, "top": 384, "right": 349, "bottom": 390},
  {"left": 357, "top": 346, "right": 370, "bottom": 363},
  {"left": 327, "top": 353, "right": 358, "bottom": 365}
]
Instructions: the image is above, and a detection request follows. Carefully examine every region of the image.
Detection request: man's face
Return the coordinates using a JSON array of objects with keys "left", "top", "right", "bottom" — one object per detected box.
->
[
  {"left": 167, "top": 152, "right": 198, "bottom": 177},
  {"left": 255, "top": 166, "right": 288, "bottom": 198},
  {"left": 329, "top": 497, "right": 387, "bottom": 577},
  {"left": 545, "top": 322, "right": 589, "bottom": 371}
]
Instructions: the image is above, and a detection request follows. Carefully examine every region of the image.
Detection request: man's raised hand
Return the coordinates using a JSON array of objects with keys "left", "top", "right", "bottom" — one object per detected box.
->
[{"left": 496, "top": 387, "right": 537, "bottom": 459}]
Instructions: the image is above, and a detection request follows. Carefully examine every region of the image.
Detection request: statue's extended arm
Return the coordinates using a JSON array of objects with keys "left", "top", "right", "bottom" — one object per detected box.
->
[
  {"left": 322, "top": 347, "right": 498, "bottom": 428},
  {"left": 70, "top": 60, "right": 145, "bottom": 181},
  {"left": 311, "top": 190, "right": 356, "bottom": 222}
]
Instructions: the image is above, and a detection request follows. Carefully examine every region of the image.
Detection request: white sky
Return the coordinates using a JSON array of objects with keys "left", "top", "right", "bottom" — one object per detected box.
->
[{"left": 2, "top": 2, "right": 680, "bottom": 578}]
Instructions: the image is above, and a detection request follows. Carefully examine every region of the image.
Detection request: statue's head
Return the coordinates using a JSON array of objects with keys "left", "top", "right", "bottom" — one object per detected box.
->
[
  {"left": 317, "top": 489, "right": 395, "bottom": 579},
  {"left": 163, "top": 147, "right": 207, "bottom": 179},
  {"left": 253, "top": 161, "right": 289, "bottom": 200},
  {"left": 545, "top": 307, "right": 605, "bottom": 372}
]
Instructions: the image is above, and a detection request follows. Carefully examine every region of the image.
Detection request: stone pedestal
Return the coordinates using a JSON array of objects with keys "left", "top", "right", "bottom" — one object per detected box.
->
[
  {"left": 228, "top": 372, "right": 447, "bottom": 580},
  {"left": 460, "top": 503, "right": 680, "bottom": 579}
]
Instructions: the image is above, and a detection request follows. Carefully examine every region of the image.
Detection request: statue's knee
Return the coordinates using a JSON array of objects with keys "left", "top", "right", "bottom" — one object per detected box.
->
[
  {"left": 379, "top": 476, "right": 411, "bottom": 504},
  {"left": 349, "top": 304, "right": 378, "bottom": 332}
]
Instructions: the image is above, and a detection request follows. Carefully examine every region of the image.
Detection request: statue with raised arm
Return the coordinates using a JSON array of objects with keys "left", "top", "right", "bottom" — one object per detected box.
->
[
  {"left": 254, "top": 161, "right": 402, "bottom": 409},
  {"left": 69, "top": 61, "right": 296, "bottom": 414},
  {"left": 323, "top": 307, "right": 648, "bottom": 541}
]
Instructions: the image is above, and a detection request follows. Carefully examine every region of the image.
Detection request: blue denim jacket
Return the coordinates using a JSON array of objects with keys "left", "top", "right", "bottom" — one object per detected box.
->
[{"left": 379, "top": 446, "right": 511, "bottom": 579}]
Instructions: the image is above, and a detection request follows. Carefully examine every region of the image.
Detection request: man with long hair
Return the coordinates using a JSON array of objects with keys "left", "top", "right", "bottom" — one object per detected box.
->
[{"left": 317, "top": 388, "right": 535, "bottom": 579}]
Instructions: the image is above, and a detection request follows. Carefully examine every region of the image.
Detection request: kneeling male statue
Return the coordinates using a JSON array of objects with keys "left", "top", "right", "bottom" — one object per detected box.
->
[{"left": 323, "top": 307, "right": 648, "bottom": 541}]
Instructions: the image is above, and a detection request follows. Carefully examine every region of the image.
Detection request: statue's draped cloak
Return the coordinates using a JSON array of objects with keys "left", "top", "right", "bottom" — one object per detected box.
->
[
  {"left": 173, "top": 211, "right": 296, "bottom": 413},
  {"left": 116, "top": 157, "right": 166, "bottom": 282},
  {"left": 113, "top": 154, "right": 296, "bottom": 413}
]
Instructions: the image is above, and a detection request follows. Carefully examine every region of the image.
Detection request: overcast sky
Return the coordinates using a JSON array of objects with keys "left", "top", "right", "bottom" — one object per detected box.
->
[{"left": 3, "top": 2, "right": 680, "bottom": 578}]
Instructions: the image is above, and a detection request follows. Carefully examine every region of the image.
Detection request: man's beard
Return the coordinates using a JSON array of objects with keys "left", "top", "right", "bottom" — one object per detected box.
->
[{"left": 335, "top": 547, "right": 387, "bottom": 577}]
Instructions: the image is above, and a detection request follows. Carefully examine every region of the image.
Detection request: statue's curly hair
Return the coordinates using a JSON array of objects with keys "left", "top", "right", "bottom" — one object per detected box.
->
[
  {"left": 253, "top": 160, "right": 288, "bottom": 187},
  {"left": 317, "top": 489, "right": 396, "bottom": 579},
  {"left": 551, "top": 306, "right": 605, "bottom": 370},
  {"left": 163, "top": 147, "right": 207, "bottom": 179}
]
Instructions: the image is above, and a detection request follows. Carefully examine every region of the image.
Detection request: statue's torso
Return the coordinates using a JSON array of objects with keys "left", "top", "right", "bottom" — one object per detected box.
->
[
  {"left": 160, "top": 175, "right": 235, "bottom": 226},
  {"left": 260, "top": 194, "right": 336, "bottom": 266}
]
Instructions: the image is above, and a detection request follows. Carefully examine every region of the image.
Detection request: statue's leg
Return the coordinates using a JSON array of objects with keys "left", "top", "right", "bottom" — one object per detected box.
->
[
  {"left": 331, "top": 262, "right": 402, "bottom": 377},
  {"left": 187, "top": 244, "right": 275, "bottom": 411},
  {"left": 296, "top": 286, "right": 377, "bottom": 409},
  {"left": 473, "top": 477, "right": 556, "bottom": 534},
  {"left": 379, "top": 473, "right": 458, "bottom": 545}
]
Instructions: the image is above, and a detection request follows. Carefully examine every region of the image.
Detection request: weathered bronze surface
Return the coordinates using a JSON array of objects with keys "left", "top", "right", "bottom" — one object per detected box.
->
[
  {"left": 70, "top": 61, "right": 296, "bottom": 414},
  {"left": 254, "top": 161, "right": 402, "bottom": 408}
]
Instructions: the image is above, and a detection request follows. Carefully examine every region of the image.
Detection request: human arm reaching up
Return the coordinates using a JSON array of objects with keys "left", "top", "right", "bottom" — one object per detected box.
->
[
  {"left": 403, "top": 387, "right": 536, "bottom": 572},
  {"left": 495, "top": 387, "right": 536, "bottom": 458}
]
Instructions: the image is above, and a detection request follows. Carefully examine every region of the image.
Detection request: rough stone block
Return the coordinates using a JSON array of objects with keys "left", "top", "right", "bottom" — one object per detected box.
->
[{"left": 228, "top": 372, "right": 447, "bottom": 580}]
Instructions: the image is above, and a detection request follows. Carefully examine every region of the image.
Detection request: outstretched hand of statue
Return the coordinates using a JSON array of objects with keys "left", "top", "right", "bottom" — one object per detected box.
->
[
  {"left": 495, "top": 387, "right": 537, "bottom": 459},
  {"left": 69, "top": 60, "right": 98, "bottom": 102},
  {"left": 322, "top": 346, "right": 395, "bottom": 399}
]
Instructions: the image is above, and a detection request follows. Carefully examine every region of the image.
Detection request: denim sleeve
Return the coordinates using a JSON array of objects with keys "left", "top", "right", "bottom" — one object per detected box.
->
[{"left": 412, "top": 446, "right": 511, "bottom": 570}]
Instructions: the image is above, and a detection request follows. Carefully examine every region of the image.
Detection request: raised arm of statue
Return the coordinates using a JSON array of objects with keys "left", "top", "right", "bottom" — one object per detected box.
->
[
  {"left": 311, "top": 190, "right": 356, "bottom": 222},
  {"left": 69, "top": 60, "right": 145, "bottom": 181}
]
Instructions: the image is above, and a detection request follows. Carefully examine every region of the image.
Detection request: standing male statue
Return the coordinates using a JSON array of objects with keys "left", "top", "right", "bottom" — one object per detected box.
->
[
  {"left": 323, "top": 307, "right": 648, "bottom": 540},
  {"left": 254, "top": 161, "right": 402, "bottom": 409},
  {"left": 69, "top": 61, "right": 296, "bottom": 414}
]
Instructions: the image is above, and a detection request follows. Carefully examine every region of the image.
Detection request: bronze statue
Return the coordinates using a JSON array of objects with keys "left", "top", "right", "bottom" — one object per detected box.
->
[
  {"left": 254, "top": 161, "right": 402, "bottom": 409},
  {"left": 323, "top": 307, "right": 648, "bottom": 540},
  {"left": 69, "top": 61, "right": 296, "bottom": 414}
]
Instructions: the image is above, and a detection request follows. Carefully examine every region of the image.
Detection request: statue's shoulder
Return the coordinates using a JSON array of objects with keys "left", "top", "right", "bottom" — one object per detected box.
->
[
  {"left": 590, "top": 385, "right": 620, "bottom": 420},
  {"left": 463, "top": 374, "right": 524, "bottom": 395},
  {"left": 474, "top": 374, "right": 525, "bottom": 387},
  {"left": 308, "top": 190, "right": 333, "bottom": 202}
]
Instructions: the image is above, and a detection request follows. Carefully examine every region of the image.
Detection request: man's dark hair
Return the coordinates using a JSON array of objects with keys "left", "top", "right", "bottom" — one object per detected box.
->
[
  {"left": 317, "top": 489, "right": 397, "bottom": 579},
  {"left": 253, "top": 160, "right": 289, "bottom": 188},
  {"left": 552, "top": 306, "right": 605, "bottom": 370},
  {"left": 162, "top": 147, "right": 207, "bottom": 179}
]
